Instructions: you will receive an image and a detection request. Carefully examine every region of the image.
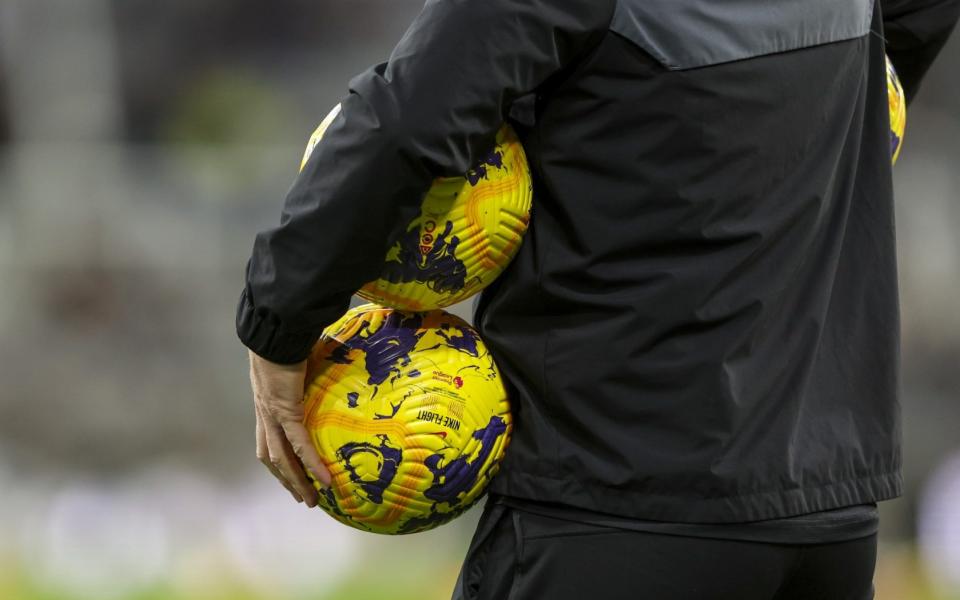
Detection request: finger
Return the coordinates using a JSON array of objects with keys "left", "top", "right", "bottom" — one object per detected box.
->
[
  {"left": 250, "top": 358, "right": 302, "bottom": 503},
  {"left": 257, "top": 407, "right": 303, "bottom": 503},
  {"left": 280, "top": 418, "right": 333, "bottom": 489},
  {"left": 257, "top": 409, "right": 303, "bottom": 503},
  {"left": 263, "top": 415, "right": 320, "bottom": 507}
]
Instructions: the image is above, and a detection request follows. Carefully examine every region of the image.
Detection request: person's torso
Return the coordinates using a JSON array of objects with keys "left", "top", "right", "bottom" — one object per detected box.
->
[{"left": 475, "top": 0, "right": 902, "bottom": 523}]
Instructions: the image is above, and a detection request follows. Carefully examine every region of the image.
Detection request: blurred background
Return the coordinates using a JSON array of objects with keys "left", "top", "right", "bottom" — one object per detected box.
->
[{"left": 0, "top": 1, "right": 957, "bottom": 599}]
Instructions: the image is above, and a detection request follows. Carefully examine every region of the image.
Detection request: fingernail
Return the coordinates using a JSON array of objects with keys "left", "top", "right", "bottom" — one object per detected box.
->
[{"left": 310, "top": 471, "right": 331, "bottom": 490}]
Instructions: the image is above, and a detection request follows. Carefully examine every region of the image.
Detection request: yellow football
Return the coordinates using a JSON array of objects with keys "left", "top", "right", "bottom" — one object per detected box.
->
[
  {"left": 302, "top": 304, "right": 512, "bottom": 534},
  {"left": 300, "top": 105, "right": 533, "bottom": 310},
  {"left": 887, "top": 55, "right": 906, "bottom": 164}
]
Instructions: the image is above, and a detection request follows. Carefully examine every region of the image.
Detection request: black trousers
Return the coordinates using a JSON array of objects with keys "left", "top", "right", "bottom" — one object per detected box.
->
[{"left": 452, "top": 502, "right": 877, "bottom": 600}]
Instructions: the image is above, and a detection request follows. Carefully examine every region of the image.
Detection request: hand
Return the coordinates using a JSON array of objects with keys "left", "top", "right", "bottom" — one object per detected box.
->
[{"left": 249, "top": 350, "right": 332, "bottom": 507}]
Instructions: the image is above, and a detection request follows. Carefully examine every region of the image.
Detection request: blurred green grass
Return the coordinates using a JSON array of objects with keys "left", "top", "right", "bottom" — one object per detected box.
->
[
  {"left": 0, "top": 551, "right": 460, "bottom": 600},
  {"left": 2, "top": 544, "right": 957, "bottom": 600}
]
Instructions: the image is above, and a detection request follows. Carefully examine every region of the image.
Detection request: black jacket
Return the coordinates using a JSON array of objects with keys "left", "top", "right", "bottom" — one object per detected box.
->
[{"left": 238, "top": 0, "right": 960, "bottom": 522}]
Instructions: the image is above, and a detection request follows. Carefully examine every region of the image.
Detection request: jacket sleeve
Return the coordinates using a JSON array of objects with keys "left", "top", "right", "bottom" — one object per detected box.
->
[
  {"left": 881, "top": 0, "right": 960, "bottom": 102},
  {"left": 237, "top": 0, "right": 616, "bottom": 364}
]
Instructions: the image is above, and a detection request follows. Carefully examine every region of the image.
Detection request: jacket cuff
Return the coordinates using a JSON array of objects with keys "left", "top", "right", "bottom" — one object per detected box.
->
[{"left": 235, "top": 289, "right": 319, "bottom": 365}]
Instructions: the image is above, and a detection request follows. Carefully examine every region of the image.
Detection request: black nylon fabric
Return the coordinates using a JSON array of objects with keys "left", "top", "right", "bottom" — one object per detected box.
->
[
  {"left": 239, "top": 0, "right": 959, "bottom": 522},
  {"left": 882, "top": 0, "right": 960, "bottom": 101},
  {"left": 610, "top": 0, "right": 874, "bottom": 70},
  {"left": 477, "top": 26, "right": 904, "bottom": 522},
  {"left": 497, "top": 495, "right": 879, "bottom": 545},
  {"left": 451, "top": 499, "right": 879, "bottom": 600}
]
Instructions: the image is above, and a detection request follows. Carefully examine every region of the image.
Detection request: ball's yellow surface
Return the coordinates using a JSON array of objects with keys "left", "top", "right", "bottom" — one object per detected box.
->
[
  {"left": 301, "top": 105, "right": 533, "bottom": 311},
  {"left": 887, "top": 55, "right": 906, "bottom": 164},
  {"left": 303, "top": 304, "right": 512, "bottom": 534}
]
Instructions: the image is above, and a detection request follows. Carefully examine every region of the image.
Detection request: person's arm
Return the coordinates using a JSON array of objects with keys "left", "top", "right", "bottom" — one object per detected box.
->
[
  {"left": 881, "top": 0, "right": 960, "bottom": 102},
  {"left": 238, "top": 0, "right": 616, "bottom": 365},
  {"left": 239, "top": 0, "right": 616, "bottom": 506}
]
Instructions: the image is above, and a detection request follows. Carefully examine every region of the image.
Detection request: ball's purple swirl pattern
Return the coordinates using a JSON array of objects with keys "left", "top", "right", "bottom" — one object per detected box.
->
[
  {"left": 335, "top": 434, "right": 403, "bottom": 505},
  {"left": 331, "top": 312, "right": 425, "bottom": 386},
  {"left": 466, "top": 148, "right": 505, "bottom": 187},
  {"left": 437, "top": 324, "right": 482, "bottom": 357},
  {"left": 422, "top": 416, "right": 509, "bottom": 505},
  {"left": 380, "top": 220, "right": 468, "bottom": 294}
]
